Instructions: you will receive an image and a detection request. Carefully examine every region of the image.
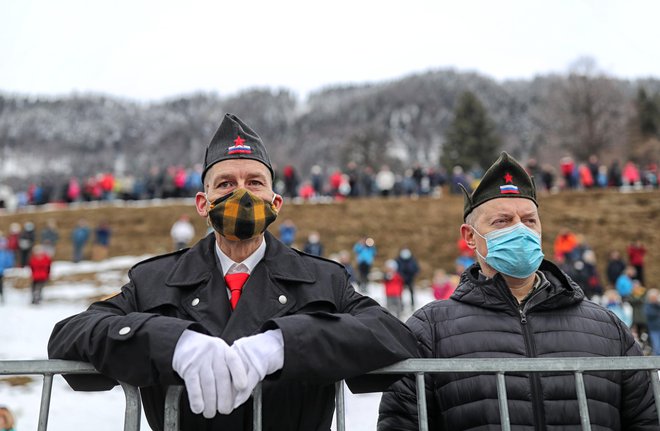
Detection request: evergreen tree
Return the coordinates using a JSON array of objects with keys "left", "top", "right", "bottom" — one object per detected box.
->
[
  {"left": 441, "top": 91, "right": 501, "bottom": 172},
  {"left": 636, "top": 88, "right": 660, "bottom": 138},
  {"left": 628, "top": 87, "right": 660, "bottom": 163}
]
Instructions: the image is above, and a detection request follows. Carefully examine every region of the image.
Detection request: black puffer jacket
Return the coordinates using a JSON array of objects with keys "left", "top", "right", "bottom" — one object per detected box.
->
[{"left": 378, "top": 261, "right": 658, "bottom": 430}]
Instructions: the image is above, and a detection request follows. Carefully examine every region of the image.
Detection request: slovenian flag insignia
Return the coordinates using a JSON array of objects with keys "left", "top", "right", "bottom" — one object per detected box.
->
[
  {"left": 500, "top": 184, "right": 520, "bottom": 194},
  {"left": 228, "top": 136, "right": 252, "bottom": 154}
]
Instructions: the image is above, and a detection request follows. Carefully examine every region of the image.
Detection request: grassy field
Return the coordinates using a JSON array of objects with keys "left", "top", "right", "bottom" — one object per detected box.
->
[{"left": 1, "top": 189, "right": 658, "bottom": 288}]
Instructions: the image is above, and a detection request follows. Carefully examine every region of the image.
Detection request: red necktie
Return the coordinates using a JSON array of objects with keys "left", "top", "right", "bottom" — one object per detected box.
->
[{"left": 225, "top": 272, "right": 249, "bottom": 310}]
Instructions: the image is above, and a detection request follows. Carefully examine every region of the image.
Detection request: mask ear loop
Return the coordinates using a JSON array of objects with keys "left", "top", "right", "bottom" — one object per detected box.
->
[
  {"left": 471, "top": 226, "right": 486, "bottom": 240},
  {"left": 470, "top": 226, "right": 488, "bottom": 261},
  {"left": 205, "top": 193, "right": 216, "bottom": 210}
]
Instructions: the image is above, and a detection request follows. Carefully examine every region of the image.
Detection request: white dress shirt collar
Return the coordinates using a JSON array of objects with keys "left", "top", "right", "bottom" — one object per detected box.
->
[{"left": 215, "top": 238, "right": 267, "bottom": 276}]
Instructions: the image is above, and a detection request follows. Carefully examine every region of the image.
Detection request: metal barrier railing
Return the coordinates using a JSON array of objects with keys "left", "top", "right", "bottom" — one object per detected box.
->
[
  {"left": 2, "top": 357, "right": 660, "bottom": 431},
  {"left": 0, "top": 359, "right": 141, "bottom": 431},
  {"left": 366, "top": 357, "right": 660, "bottom": 431}
]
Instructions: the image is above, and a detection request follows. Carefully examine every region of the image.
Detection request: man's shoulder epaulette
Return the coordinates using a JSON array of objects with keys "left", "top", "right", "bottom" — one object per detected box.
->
[
  {"left": 291, "top": 247, "right": 345, "bottom": 270},
  {"left": 130, "top": 248, "right": 188, "bottom": 271}
]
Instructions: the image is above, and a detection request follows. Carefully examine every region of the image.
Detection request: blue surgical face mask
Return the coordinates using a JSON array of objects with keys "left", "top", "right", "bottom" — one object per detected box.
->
[{"left": 472, "top": 222, "right": 544, "bottom": 279}]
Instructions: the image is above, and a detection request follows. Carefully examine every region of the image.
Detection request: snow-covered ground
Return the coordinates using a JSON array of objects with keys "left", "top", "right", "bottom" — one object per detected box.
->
[{"left": 0, "top": 257, "right": 433, "bottom": 430}]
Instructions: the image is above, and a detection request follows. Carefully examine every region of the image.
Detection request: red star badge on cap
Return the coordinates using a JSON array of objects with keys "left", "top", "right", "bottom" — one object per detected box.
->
[
  {"left": 504, "top": 172, "right": 513, "bottom": 183},
  {"left": 234, "top": 136, "right": 245, "bottom": 146}
]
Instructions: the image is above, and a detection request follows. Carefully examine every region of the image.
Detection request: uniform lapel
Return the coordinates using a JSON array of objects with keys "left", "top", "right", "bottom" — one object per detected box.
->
[
  {"left": 167, "top": 232, "right": 318, "bottom": 344},
  {"left": 221, "top": 232, "right": 316, "bottom": 344},
  {"left": 221, "top": 262, "right": 295, "bottom": 344},
  {"left": 166, "top": 234, "right": 232, "bottom": 337},
  {"left": 180, "top": 269, "right": 232, "bottom": 337}
]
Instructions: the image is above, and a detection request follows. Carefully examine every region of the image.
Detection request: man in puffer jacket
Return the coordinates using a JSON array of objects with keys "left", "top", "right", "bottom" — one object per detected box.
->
[{"left": 378, "top": 152, "right": 658, "bottom": 430}]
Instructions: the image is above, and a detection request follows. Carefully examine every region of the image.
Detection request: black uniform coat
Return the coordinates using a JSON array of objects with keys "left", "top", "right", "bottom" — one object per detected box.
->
[
  {"left": 378, "top": 261, "right": 658, "bottom": 431},
  {"left": 48, "top": 232, "right": 418, "bottom": 430}
]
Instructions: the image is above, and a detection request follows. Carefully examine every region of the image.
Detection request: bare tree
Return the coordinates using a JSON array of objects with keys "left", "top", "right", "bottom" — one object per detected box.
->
[
  {"left": 544, "top": 57, "right": 630, "bottom": 161},
  {"left": 341, "top": 127, "right": 391, "bottom": 169}
]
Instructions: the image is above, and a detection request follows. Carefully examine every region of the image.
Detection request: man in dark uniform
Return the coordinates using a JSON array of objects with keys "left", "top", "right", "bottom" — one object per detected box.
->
[
  {"left": 378, "top": 152, "right": 657, "bottom": 430},
  {"left": 48, "top": 113, "right": 418, "bottom": 430}
]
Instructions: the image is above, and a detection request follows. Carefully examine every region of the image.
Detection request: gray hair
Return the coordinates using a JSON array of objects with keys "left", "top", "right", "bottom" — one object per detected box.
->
[{"left": 465, "top": 205, "right": 483, "bottom": 227}]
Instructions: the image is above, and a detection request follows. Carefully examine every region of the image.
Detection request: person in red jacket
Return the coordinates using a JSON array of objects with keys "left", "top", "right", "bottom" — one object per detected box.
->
[
  {"left": 383, "top": 259, "right": 404, "bottom": 318},
  {"left": 628, "top": 239, "right": 647, "bottom": 285},
  {"left": 29, "top": 245, "right": 52, "bottom": 305}
]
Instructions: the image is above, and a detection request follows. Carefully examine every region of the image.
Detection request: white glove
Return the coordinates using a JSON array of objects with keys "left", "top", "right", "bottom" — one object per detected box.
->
[
  {"left": 172, "top": 329, "right": 248, "bottom": 418},
  {"left": 231, "top": 329, "right": 285, "bottom": 409}
]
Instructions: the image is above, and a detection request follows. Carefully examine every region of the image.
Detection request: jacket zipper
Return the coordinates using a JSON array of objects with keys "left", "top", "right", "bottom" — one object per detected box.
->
[
  {"left": 518, "top": 305, "right": 545, "bottom": 430},
  {"left": 496, "top": 275, "right": 555, "bottom": 429}
]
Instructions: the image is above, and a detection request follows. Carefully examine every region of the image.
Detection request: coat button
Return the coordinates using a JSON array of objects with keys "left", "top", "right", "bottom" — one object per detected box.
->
[
  {"left": 278, "top": 295, "right": 287, "bottom": 305},
  {"left": 191, "top": 298, "right": 200, "bottom": 306},
  {"left": 119, "top": 327, "right": 131, "bottom": 335}
]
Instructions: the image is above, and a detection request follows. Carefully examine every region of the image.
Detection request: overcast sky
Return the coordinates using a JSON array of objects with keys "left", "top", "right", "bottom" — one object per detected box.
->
[{"left": 1, "top": 0, "right": 658, "bottom": 101}]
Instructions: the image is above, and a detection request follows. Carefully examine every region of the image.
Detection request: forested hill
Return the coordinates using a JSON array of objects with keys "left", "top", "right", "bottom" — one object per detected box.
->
[{"left": 1, "top": 65, "right": 660, "bottom": 187}]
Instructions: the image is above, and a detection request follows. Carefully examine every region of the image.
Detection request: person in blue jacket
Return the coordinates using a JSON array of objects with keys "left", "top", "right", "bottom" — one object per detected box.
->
[
  {"left": 353, "top": 236, "right": 377, "bottom": 292},
  {"left": 0, "top": 235, "right": 15, "bottom": 304},
  {"left": 71, "top": 219, "right": 90, "bottom": 263}
]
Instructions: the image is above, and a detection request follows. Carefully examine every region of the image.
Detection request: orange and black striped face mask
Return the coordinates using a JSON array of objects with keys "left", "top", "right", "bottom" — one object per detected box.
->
[{"left": 207, "top": 189, "right": 279, "bottom": 241}]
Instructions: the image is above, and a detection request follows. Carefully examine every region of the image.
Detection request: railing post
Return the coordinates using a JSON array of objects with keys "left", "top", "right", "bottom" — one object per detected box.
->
[
  {"left": 496, "top": 372, "right": 511, "bottom": 431},
  {"left": 252, "top": 382, "right": 263, "bottom": 431},
  {"left": 334, "top": 381, "right": 346, "bottom": 431},
  {"left": 37, "top": 374, "right": 54, "bottom": 431},
  {"left": 119, "top": 382, "right": 142, "bottom": 431},
  {"left": 649, "top": 369, "right": 660, "bottom": 425},
  {"left": 574, "top": 371, "right": 592, "bottom": 431},
  {"left": 415, "top": 372, "right": 428, "bottom": 431},
  {"left": 164, "top": 386, "right": 183, "bottom": 431}
]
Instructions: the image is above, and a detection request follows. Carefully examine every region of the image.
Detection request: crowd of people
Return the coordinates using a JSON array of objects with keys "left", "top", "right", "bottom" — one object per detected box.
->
[
  {"left": 276, "top": 155, "right": 659, "bottom": 200},
  {"left": 276, "top": 223, "right": 420, "bottom": 319},
  {"left": 0, "top": 154, "right": 658, "bottom": 213},
  {"left": 0, "top": 165, "right": 205, "bottom": 211},
  {"left": 0, "top": 219, "right": 112, "bottom": 305},
  {"left": 552, "top": 228, "right": 658, "bottom": 353}
]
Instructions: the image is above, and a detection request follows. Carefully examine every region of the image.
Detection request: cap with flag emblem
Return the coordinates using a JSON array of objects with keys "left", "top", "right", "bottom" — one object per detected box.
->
[
  {"left": 460, "top": 151, "right": 537, "bottom": 220},
  {"left": 227, "top": 135, "right": 252, "bottom": 155},
  {"left": 202, "top": 113, "right": 274, "bottom": 183}
]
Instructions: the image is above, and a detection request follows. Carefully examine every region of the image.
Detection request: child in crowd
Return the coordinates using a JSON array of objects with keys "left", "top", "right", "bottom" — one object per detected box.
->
[
  {"left": 28, "top": 245, "right": 52, "bottom": 305},
  {"left": 383, "top": 259, "right": 403, "bottom": 319},
  {"left": 629, "top": 281, "right": 648, "bottom": 343},
  {"left": 604, "top": 289, "right": 633, "bottom": 328},
  {"left": 615, "top": 265, "right": 637, "bottom": 301},
  {"left": 432, "top": 269, "right": 456, "bottom": 300}
]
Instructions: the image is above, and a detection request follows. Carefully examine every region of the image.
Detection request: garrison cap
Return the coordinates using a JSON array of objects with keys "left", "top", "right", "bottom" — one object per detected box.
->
[
  {"left": 461, "top": 151, "right": 537, "bottom": 220},
  {"left": 202, "top": 113, "right": 274, "bottom": 183}
]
